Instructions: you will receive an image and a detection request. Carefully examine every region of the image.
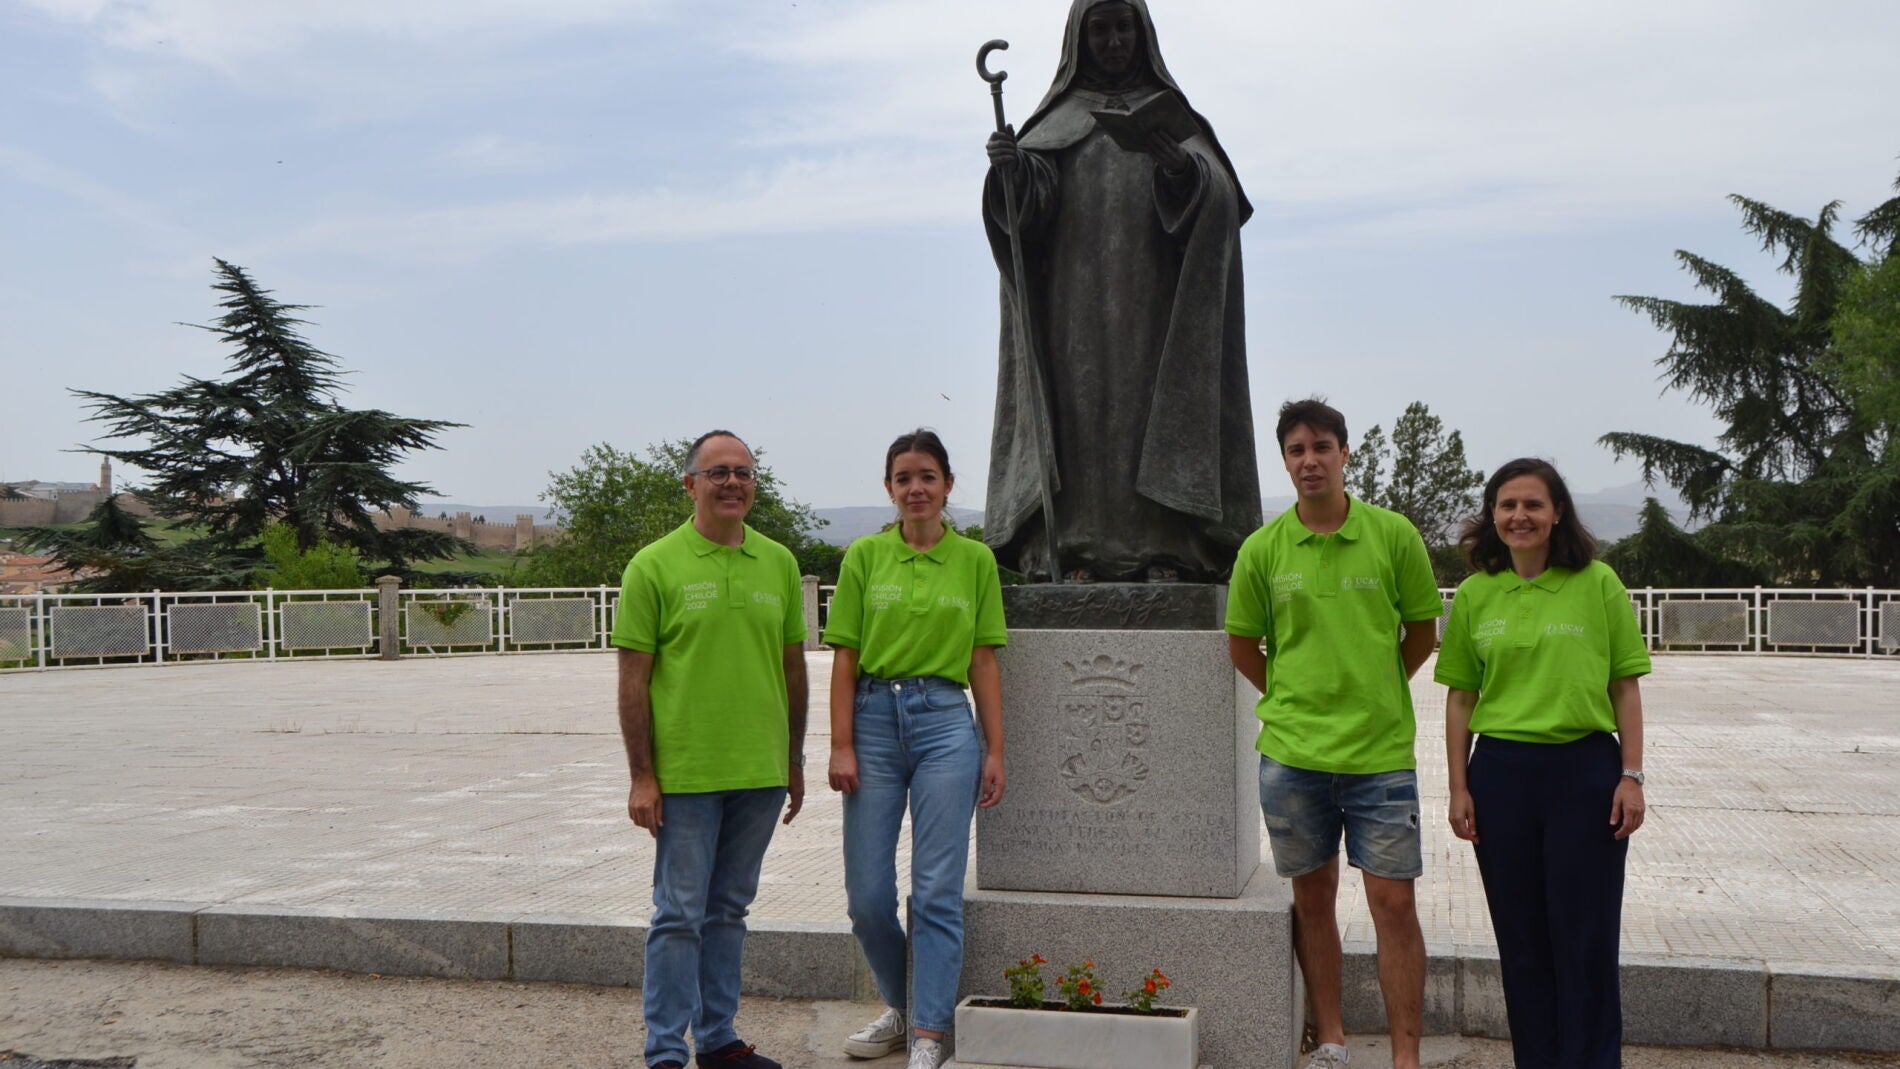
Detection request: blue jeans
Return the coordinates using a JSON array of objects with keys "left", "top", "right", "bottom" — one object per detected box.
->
[
  {"left": 644, "top": 786, "right": 787, "bottom": 1067},
  {"left": 843, "top": 675, "right": 982, "bottom": 1034},
  {"left": 1258, "top": 755, "right": 1423, "bottom": 880}
]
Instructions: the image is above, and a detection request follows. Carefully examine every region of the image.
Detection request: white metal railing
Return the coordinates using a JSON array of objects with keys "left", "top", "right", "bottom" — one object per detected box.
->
[
  {"left": 813, "top": 585, "right": 1900, "bottom": 660},
  {"left": 5, "top": 585, "right": 1896, "bottom": 673}
]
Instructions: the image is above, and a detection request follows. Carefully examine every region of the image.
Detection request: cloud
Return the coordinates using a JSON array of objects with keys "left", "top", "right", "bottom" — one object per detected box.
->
[
  {"left": 19, "top": 0, "right": 663, "bottom": 66},
  {"left": 0, "top": 141, "right": 208, "bottom": 255},
  {"left": 267, "top": 148, "right": 977, "bottom": 263},
  {"left": 443, "top": 133, "right": 562, "bottom": 175}
]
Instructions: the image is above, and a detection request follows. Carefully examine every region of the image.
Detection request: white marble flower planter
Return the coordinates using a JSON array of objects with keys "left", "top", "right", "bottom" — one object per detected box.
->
[{"left": 953, "top": 997, "right": 1200, "bottom": 1069}]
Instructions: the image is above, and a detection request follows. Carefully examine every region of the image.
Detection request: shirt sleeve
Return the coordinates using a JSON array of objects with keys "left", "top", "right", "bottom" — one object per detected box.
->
[
  {"left": 1599, "top": 564, "right": 1652, "bottom": 679},
  {"left": 972, "top": 546, "right": 1009, "bottom": 648},
  {"left": 1432, "top": 580, "right": 1483, "bottom": 691},
  {"left": 609, "top": 554, "right": 661, "bottom": 653},
  {"left": 1223, "top": 536, "right": 1270, "bottom": 640},
  {"left": 820, "top": 541, "right": 866, "bottom": 650},
  {"left": 1394, "top": 523, "right": 1444, "bottom": 622},
  {"left": 781, "top": 548, "right": 808, "bottom": 647}
]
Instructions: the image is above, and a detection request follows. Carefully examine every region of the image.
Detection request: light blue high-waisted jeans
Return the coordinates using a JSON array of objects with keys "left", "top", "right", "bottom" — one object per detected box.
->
[{"left": 843, "top": 674, "right": 982, "bottom": 1034}]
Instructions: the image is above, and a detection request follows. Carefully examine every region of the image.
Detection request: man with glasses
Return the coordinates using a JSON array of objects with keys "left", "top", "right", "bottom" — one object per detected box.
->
[{"left": 613, "top": 429, "right": 809, "bottom": 1069}]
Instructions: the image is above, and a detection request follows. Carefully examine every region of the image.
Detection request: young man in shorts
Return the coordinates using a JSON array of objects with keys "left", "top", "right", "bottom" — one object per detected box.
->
[{"left": 1226, "top": 399, "right": 1442, "bottom": 1069}]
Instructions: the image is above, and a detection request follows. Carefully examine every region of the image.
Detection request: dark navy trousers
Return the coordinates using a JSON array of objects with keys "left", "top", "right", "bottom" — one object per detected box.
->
[{"left": 1468, "top": 732, "right": 1628, "bottom": 1069}]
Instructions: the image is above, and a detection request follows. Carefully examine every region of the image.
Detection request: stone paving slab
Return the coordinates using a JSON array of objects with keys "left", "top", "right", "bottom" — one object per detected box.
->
[{"left": 3, "top": 650, "right": 1898, "bottom": 1049}]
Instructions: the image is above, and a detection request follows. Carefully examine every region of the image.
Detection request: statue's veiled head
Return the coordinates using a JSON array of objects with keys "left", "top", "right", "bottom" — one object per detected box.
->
[{"left": 1080, "top": 1, "right": 1144, "bottom": 82}]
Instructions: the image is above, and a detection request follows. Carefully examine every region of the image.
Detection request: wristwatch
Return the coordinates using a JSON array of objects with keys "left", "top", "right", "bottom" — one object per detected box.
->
[
  {"left": 790, "top": 753, "right": 807, "bottom": 769},
  {"left": 1621, "top": 768, "right": 1645, "bottom": 785}
]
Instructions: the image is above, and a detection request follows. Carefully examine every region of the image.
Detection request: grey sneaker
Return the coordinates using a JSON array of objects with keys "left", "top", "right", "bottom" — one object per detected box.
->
[
  {"left": 843, "top": 1006, "right": 907, "bottom": 1059},
  {"left": 1302, "top": 1042, "right": 1350, "bottom": 1069},
  {"left": 906, "top": 1037, "right": 944, "bottom": 1069}
]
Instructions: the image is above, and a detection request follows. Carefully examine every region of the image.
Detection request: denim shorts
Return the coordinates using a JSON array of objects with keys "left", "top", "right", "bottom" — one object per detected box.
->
[{"left": 1258, "top": 755, "right": 1423, "bottom": 880}]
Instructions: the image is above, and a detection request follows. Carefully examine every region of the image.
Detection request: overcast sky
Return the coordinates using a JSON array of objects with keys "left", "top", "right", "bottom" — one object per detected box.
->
[{"left": 5, "top": 0, "right": 1898, "bottom": 516}]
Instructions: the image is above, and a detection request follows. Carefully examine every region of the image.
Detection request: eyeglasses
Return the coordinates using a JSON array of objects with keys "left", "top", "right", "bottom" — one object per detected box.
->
[{"left": 690, "top": 466, "right": 757, "bottom": 485}]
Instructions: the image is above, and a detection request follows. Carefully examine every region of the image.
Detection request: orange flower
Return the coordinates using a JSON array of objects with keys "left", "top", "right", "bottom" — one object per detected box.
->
[
  {"left": 1077, "top": 980, "right": 1090, "bottom": 994},
  {"left": 1084, "top": 958, "right": 1094, "bottom": 968},
  {"left": 1033, "top": 954, "right": 1047, "bottom": 964},
  {"left": 1144, "top": 978, "right": 1157, "bottom": 994},
  {"left": 1155, "top": 970, "right": 1169, "bottom": 983}
]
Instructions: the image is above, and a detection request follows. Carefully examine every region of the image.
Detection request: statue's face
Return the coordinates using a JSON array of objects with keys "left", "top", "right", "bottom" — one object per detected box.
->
[{"left": 1082, "top": 2, "right": 1142, "bottom": 78}]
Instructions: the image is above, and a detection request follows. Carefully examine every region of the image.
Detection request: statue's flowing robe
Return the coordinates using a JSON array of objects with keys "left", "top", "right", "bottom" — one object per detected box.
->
[{"left": 982, "top": 0, "right": 1261, "bottom": 580}]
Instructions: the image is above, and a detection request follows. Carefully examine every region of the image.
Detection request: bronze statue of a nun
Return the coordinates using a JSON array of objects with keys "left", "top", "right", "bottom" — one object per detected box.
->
[{"left": 983, "top": 0, "right": 1261, "bottom": 582}]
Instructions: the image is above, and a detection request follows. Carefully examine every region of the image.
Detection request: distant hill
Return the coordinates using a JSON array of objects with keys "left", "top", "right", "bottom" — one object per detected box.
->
[
  {"left": 428, "top": 479, "right": 1696, "bottom": 546},
  {"left": 811, "top": 506, "right": 986, "bottom": 545},
  {"left": 1262, "top": 480, "right": 1694, "bottom": 543}
]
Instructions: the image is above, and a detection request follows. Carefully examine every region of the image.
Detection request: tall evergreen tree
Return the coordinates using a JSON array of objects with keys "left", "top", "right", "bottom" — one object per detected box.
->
[
  {"left": 1603, "top": 499, "right": 1762, "bottom": 588},
  {"left": 1603, "top": 170, "right": 1900, "bottom": 586},
  {"left": 1349, "top": 402, "right": 1483, "bottom": 543},
  {"left": 74, "top": 260, "right": 468, "bottom": 579}
]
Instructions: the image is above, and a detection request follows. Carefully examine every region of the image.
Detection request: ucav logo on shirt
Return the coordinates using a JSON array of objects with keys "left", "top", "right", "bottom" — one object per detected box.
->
[
  {"left": 1545, "top": 623, "right": 1586, "bottom": 638},
  {"left": 752, "top": 590, "right": 783, "bottom": 608},
  {"left": 1339, "top": 576, "right": 1382, "bottom": 590}
]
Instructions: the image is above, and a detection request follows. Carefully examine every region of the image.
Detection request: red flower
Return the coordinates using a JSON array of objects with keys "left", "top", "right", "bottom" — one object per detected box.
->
[
  {"left": 1144, "top": 978, "right": 1157, "bottom": 994},
  {"left": 1093, "top": 992, "right": 1103, "bottom": 1005},
  {"left": 1077, "top": 980, "right": 1090, "bottom": 994},
  {"left": 1033, "top": 954, "right": 1047, "bottom": 964}
]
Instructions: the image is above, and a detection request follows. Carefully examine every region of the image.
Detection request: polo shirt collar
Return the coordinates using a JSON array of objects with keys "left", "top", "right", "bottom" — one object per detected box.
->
[
  {"left": 683, "top": 520, "right": 757, "bottom": 558},
  {"left": 1499, "top": 565, "right": 1571, "bottom": 593},
  {"left": 892, "top": 524, "right": 958, "bottom": 563},
  {"left": 1290, "top": 496, "right": 1365, "bottom": 545}
]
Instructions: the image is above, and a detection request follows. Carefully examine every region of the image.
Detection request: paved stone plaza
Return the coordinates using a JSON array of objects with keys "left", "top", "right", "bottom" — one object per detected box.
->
[{"left": 3, "top": 650, "right": 1897, "bottom": 1047}]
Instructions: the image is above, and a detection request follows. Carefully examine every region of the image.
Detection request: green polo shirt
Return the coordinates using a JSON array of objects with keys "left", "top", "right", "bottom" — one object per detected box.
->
[
  {"left": 1435, "top": 561, "right": 1651, "bottom": 744},
  {"left": 822, "top": 526, "right": 1007, "bottom": 686},
  {"left": 610, "top": 521, "right": 807, "bottom": 794},
  {"left": 1225, "top": 498, "right": 1443, "bottom": 774}
]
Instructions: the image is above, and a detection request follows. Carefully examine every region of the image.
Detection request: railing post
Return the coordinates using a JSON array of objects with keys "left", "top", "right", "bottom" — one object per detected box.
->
[
  {"left": 377, "top": 574, "right": 403, "bottom": 660},
  {"left": 802, "top": 575, "right": 821, "bottom": 652},
  {"left": 1867, "top": 587, "right": 1878, "bottom": 659}
]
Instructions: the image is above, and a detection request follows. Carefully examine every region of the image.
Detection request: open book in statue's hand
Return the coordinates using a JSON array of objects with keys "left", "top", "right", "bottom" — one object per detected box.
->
[{"left": 1090, "top": 91, "right": 1201, "bottom": 154}]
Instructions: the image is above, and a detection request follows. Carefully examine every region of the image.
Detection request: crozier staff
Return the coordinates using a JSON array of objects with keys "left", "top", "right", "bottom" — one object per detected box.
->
[{"left": 1438, "top": 458, "right": 1649, "bottom": 1069}]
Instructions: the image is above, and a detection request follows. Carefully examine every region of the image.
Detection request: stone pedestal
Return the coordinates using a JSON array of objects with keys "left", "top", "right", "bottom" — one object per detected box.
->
[
  {"left": 976, "top": 629, "right": 1258, "bottom": 898},
  {"left": 952, "top": 594, "right": 1297, "bottom": 1069},
  {"left": 959, "top": 867, "right": 1300, "bottom": 1069}
]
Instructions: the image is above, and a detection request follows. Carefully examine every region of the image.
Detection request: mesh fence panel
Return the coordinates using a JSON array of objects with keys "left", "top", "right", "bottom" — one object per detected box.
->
[
  {"left": 168, "top": 602, "right": 263, "bottom": 654},
  {"left": 1882, "top": 603, "right": 1900, "bottom": 652},
  {"left": 407, "top": 600, "right": 493, "bottom": 647},
  {"left": 1659, "top": 600, "right": 1748, "bottom": 646},
  {"left": 508, "top": 598, "right": 595, "bottom": 645},
  {"left": 281, "top": 601, "right": 372, "bottom": 649},
  {"left": 1767, "top": 600, "right": 1860, "bottom": 648},
  {"left": 51, "top": 605, "right": 149, "bottom": 658},
  {"left": 0, "top": 608, "right": 31, "bottom": 661}
]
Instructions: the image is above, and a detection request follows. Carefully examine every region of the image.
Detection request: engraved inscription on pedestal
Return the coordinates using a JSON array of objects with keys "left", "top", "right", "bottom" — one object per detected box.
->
[{"left": 978, "top": 630, "right": 1259, "bottom": 898}]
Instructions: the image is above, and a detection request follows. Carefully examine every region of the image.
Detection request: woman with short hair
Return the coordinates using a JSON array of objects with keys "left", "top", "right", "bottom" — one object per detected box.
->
[
  {"left": 825, "top": 430, "right": 1007, "bottom": 1069},
  {"left": 1437, "top": 457, "right": 1649, "bottom": 1069}
]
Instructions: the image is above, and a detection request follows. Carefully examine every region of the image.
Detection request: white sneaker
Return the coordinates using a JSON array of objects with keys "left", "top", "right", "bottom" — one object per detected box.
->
[
  {"left": 842, "top": 1006, "right": 907, "bottom": 1058},
  {"left": 1303, "top": 1042, "right": 1350, "bottom": 1069},
  {"left": 906, "top": 1037, "right": 944, "bottom": 1069}
]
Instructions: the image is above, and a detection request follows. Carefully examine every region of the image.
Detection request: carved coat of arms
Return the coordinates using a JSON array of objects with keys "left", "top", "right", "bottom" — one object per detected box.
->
[{"left": 1057, "top": 655, "right": 1149, "bottom": 804}]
